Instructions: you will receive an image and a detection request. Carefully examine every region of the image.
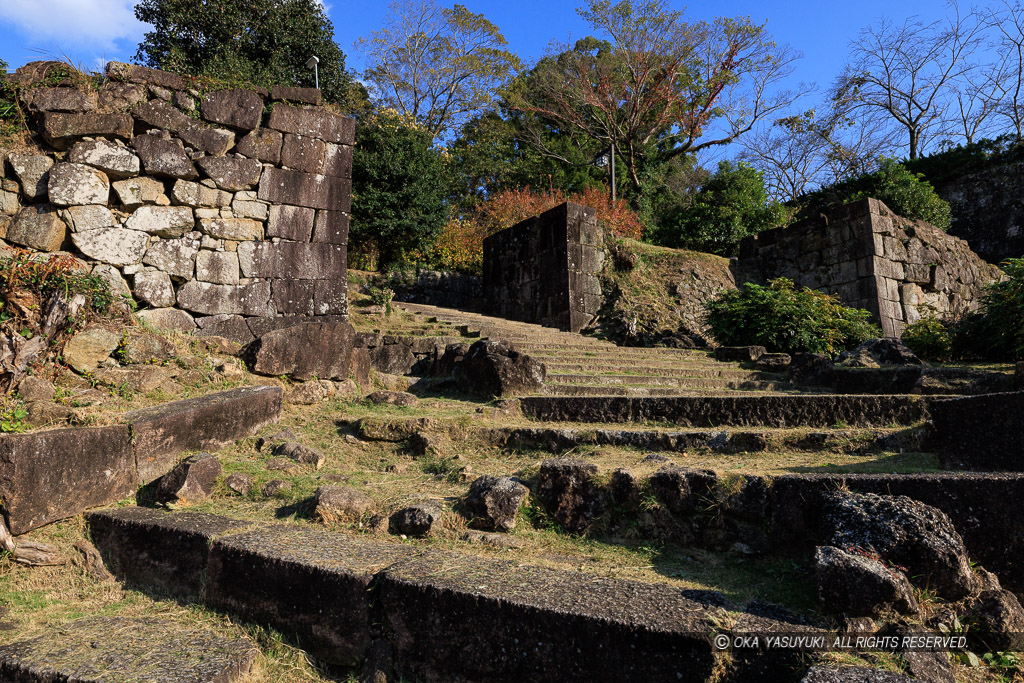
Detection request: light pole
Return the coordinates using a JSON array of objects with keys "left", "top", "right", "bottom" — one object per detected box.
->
[{"left": 305, "top": 56, "right": 320, "bottom": 90}]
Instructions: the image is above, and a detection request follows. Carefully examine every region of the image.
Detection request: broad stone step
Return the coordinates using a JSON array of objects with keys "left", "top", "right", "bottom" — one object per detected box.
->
[
  {"left": 546, "top": 365, "right": 775, "bottom": 379},
  {"left": 519, "top": 345, "right": 712, "bottom": 357},
  {"left": 86, "top": 507, "right": 811, "bottom": 681},
  {"left": 0, "top": 616, "right": 257, "bottom": 682},
  {"left": 543, "top": 383, "right": 791, "bottom": 397},
  {"left": 520, "top": 394, "right": 929, "bottom": 428},
  {"left": 548, "top": 373, "right": 784, "bottom": 386}
]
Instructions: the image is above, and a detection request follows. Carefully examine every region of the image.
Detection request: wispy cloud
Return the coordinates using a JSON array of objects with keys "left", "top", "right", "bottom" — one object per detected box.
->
[{"left": 0, "top": 0, "right": 146, "bottom": 52}]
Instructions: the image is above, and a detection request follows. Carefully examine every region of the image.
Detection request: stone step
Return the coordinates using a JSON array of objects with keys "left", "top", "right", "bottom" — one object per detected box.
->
[
  {"left": 87, "top": 507, "right": 807, "bottom": 682},
  {"left": 548, "top": 373, "right": 787, "bottom": 387},
  {"left": 0, "top": 616, "right": 257, "bottom": 682},
  {"left": 546, "top": 365, "right": 774, "bottom": 379},
  {"left": 519, "top": 394, "right": 929, "bottom": 428},
  {"left": 544, "top": 380, "right": 791, "bottom": 396},
  {"left": 517, "top": 344, "right": 711, "bottom": 357}
]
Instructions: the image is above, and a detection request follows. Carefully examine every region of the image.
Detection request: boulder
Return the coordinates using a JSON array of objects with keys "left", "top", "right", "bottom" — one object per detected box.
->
[
  {"left": 369, "top": 343, "right": 417, "bottom": 376},
  {"left": 136, "top": 307, "right": 196, "bottom": 332},
  {"left": 313, "top": 485, "right": 374, "bottom": 523},
  {"left": 272, "top": 441, "right": 325, "bottom": 470},
  {"left": 256, "top": 428, "right": 298, "bottom": 452},
  {"left": 120, "top": 331, "right": 175, "bottom": 365},
  {"left": 105, "top": 60, "right": 186, "bottom": 89},
  {"left": 72, "top": 227, "right": 149, "bottom": 267},
  {"left": 285, "top": 379, "right": 335, "bottom": 405},
  {"left": 133, "top": 270, "right": 176, "bottom": 308},
  {"left": 93, "top": 365, "right": 175, "bottom": 393},
  {"left": 714, "top": 346, "right": 767, "bottom": 362},
  {"left": 194, "top": 314, "right": 254, "bottom": 345},
  {"left": 245, "top": 322, "right": 354, "bottom": 381},
  {"left": 789, "top": 352, "right": 834, "bottom": 386},
  {"left": 47, "top": 162, "right": 109, "bottom": 206},
  {"left": 365, "top": 390, "right": 418, "bottom": 407},
  {"left": 124, "top": 206, "right": 194, "bottom": 238},
  {"left": 195, "top": 156, "right": 262, "bottom": 191},
  {"left": 133, "top": 135, "right": 197, "bottom": 180},
  {"left": 755, "top": 353, "right": 791, "bottom": 372},
  {"left": 201, "top": 89, "right": 264, "bottom": 130},
  {"left": 7, "top": 153, "right": 54, "bottom": 199},
  {"left": 266, "top": 457, "right": 302, "bottom": 475},
  {"left": 156, "top": 452, "right": 222, "bottom": 505},
  {"left": 464, "top": 475, "right": 529, "bottom": 531},
  {"left": 648, "top": 465, "right": 717, "bottom": 516},
  {"left": 17, "top": 376, "right": 55, "bottom": 403},
  {"left": 824, "top": 491, "right": 980, "bottom": 600},
  {"left": 814, "top": 545, "right": 918, "bottom": 617},
  {"left": 271, "top": 85, "right": 322, "bottom": 105},
  {"left": 536, "top": 458, "right": 604, "bottom": 534},
  {"left": 112, "top": 176, "right": 169, "bottom": 208},
  {"left": 7, "top": 205, "right": 67, "bottom": 251},
  {"left": 262, "top": 479, "right": 292, "bottom": 497},
  {"left": 224, "top": 473, "right": 252, "bottom": 495},
  {"left": 838, "top": 338, "right": 921, "bottom": 368},
  {"left": 454, "top": 340, "right": 546, "bottom": 398},
  {"left": 964, "top": 588, "right": 1024, "bottom": 652},
  {"left": 63, "top": 326, "right": 120, "bottom": 373},
  {"left": 389, "top": 500, "right": 442, "bottom": 536},
  {"left": 68, "top": 139, "right": 139, "bottom": 179}
]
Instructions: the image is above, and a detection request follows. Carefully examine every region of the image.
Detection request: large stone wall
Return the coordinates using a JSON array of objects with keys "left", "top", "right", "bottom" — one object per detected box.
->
[
  {"left": 936, "top": 161, "right": 1024, "bottom": 264},
  {"left": 0, "top": 61, "right": 351, "bottom": 335},
  {"left": 482, "top": 202, "right": 604, "bottom": 333},
  {"left": 740, "top": 198, "right": 1001, "bottom": 337}
]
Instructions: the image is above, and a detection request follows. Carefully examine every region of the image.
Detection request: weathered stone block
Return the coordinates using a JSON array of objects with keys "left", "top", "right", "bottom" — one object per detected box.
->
[
  {"left": 313, "top": 210, "right": 348, "bottom": 244},
  {"left": 126, "top": 386, "right": 282, "bottom": 483},
  {"left": 195, "top": 314, "right": 255, "bottom": 345},
  {"left": 179, "top": 126, "right": 236, "bottom": 156},
  {"left": 137, "top": 307, "right": 196, "bottom": 332},
  {"left": 195, "top": 156, "right": 262, "bottom": 191},
  {"left": 134, "top": 134, "right": 197, "bottom": 179},
  {"left": 72, "top": 227, "right": 149, "bottom": 267},
  {"left": 266, "top": 103, "right": 355, "bottom": 144},
  {"left": 143, "top": 233, "right": 199, "bottom": 279},
  {"left": 133, "top": 270, "right": 176, "bottom": 307},
  {"left": 322, "top": 143, "right": 352, "bottom": 178},
  {"left": 106, "top": 61, "right": 186, "bottom": 90},
  {"left": 257, "top": 166, "right": 351, "bottom": 211},
  {"left": 281, "top": 133, "right": 326, "bottom": 173},
  {"left": 267, "top": 204, "right": 314, "bottom": 240},
  {"left": 7, "top": 205, "right": 67, "bottom": 251},
  {"left": 48, "top": 163, "right": 109, "bottom": 206},
  {"left": 7, "top": 153, "right": 53, "bottom": 200},
  {"left": 250, "top": 241, "right": 346, "bottom": 279},
  {"left": 124, "top": 205, "right": 194, "bottom": 237},
  {"left": 314, "top": 278, "right": 348, "bottom": 316},
  {"left": 176, "top": 280, "right": 271, "bottom": 316},
  {"left": 0, "top": 425, "right": 134, "bottom": 535},
  {"left": 23, "top": 86, "right": 96, "bottom": 112},
  {"left": 41, "top": 112, "right": 133, "bottom": 149},
  {"left": 201, "top": 89, "right": 264, "bottom": 130},
  {"left": 271, "top": 279, "right": 315, "bottom": 316},
  {"left": 172, "top": 179, "right": 233, "bottom": 208},
  {"left": 270, "top": 85, "right": 322, "bottom": 105},
  {"left": 237, "top": 128, "right": 283, "bottom": 164},
  {"left": 68, "top": 139, "right": 139, "bottom": 179},
  {"left": 112, "top": 176, "right": 169, "bottom": 207},
  {"left": 196, "top": 250, "right": 240, "bottom": 285},
  {"left": 61, "top": 205, "right": 115, "bottom": 232},
  {"left": 245, "top": 322, "right": 354, "bottom": 380},
  {"left": 199, "top": 217, "right": 263, "bottom": 241},
  {"left": 97, "top": 81, "right": 147, "bottom": 112}
]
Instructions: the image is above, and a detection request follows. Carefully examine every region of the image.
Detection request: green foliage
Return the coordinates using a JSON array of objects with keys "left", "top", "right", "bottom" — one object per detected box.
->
[
  {"left": 351, "top": 110, "right": 448, "bottom": 270},
  {"left": 133, "top": 0, "right": 362, "bottom": 110},
  {"left": 956, "top": 257, "right": 1024, "bottom": 361},
  {"left": 902, "top": 135, "right": 1024, "bottom": 186},
  {"left": 705, "top": 278, "right": 880, "bottom": 355},
  {"left": 901, "top": 314, "right": 953, "bottom": 362},
  {"left": 368, "top": 286, "right": 395, "bottom": 316},
  {"left": 795, "top": 158, "right": 952, "bottom": 231},
  {"left": 648, "top": 161, "right": 786, "bottom": 255},
  {"left": 0, "top": 58, "right": 26, "bottom": 144},
  {"left": 0, "top": 250, "right": 116, "bottom": 318},
  {"left": 0, "top": 402, "right": 28, "bottom": 433}
]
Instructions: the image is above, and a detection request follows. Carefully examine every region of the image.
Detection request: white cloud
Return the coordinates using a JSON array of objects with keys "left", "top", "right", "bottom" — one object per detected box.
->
[{"left": 0, "top": 0, "right": 146, "bottom": 51}]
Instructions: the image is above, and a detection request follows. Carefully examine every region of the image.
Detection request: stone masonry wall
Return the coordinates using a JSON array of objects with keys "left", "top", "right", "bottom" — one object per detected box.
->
[
  {"left": 482, "top": 202, "right": 604, "bottom": 333},
  {"left": 0, "top": 60, "right": 351, "bottom": 338},
  {"left": 936, "top": 160, "right": 1024, "bottom": 265},
  {"left": 740, "top": 198, "right": 1001, "bottom": 337}
]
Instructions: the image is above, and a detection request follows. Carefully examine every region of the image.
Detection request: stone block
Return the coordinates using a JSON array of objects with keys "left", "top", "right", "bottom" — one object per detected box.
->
[
  {"left": 87, "top": 507, "right": 253, "bottom": 597},
  {"left": 7, "top": 153, "right": 54, "bottom": 199},
  {"left": 68, "top": 139, "right": 139, "bottom": 179},
  {"left": 250, "top": 241, "right": 346, "bottom": 279},
  {"left": 245, "top": 322, "right": 354, "bottom": 380},
  {"left": 195, "top": 314, "right": 255, "bottom": 345},
  {"left": 267, "top": 204, "right": 314, "bottom": 241},
  {"left": 176, "top": 280, "right": 271, "bottom": 316},
  {"left": 257, "top": 166, "right": 351, "bottom": 211},
  {"left": 41, "top": 112, "right": 133, "bottom": 150},
  {"left": 133, "top": 270, "right": 176, "bottom": 307},
  {"left": 314, "top": 278, "right": 348, "bottom": 316},
  {"left": 124, "top": 205, "right": 194, "bottom": 237},
  {"left": 322, "top": 143, "right": 352, "bottom": 178},
  {"left": 196, "top": 250, "right": 240, "bottom": 285},
  {"left": 231, "top": 197, "right": 268, "bottom": 220},
  {"left": 0, "top": 425, "right": 134, "bottom": 534},
  {"left": 143, "top": 233, "right": 199, "bottom": 279},
  {"left": 112, "top": 176, "right": 169, "bottom": 208},
  {"left": 237, "top": 128, "right": 283, "bottom": 164},
  {"left": 23, "top": 86, "right": 96, "bottom": 112},
  {"left": 134, "top": 134, "right": 197, "bottom": 180},
  {"left": 137, "top": 307, "right": 196, "bottom": 332},
  {"left": 180, "top": 126, "right": 236, "bottom": 156},
  {"left": 313, "top": 210, "right": 348, "bottom": 244},
  {"left": 131, "top": 99, "right": 194, "bottom": 133},
  {"left": 97, "top": 81, "right": 147, "bottom": 112},
  {"left": 0, "top": 189, "right": 19, "bottom": 216},
  {"left": 199, "top": 217, "right": 263, "bottom": 241},
  {"left": 172, "top": 179, "right": 233, "bottom": 208},
  {"left": 271, "top": 279, "right": 315, "bottom": 316},
  {"left": 281, "top": 133, "right": 326, "bottom": 173},
  {"left": 61, "top": 205, "right": 115, "bottom": 232},
  {"left": 201, "top": 89, "right": 264, "bottom": 130},
  {"left": 927, "top": 392, "right": 1024, "bottom": 470},
  {"left": 125, "top": 386, "right": 282, "bottom": 483},
  {"left": 106, "top": 61, "right": 186, "bottom": 90},
  {"left": 47, "top": 163, "right": 109, "bottom": 206},
  {"left": 72, "top": 227, "right": 149, "bottom": 267},
  {"left": 196, "top": 156, "right": 262, "bottom": 191},
  {"left": 7, "top": 205, "right": 67, "bottom": 251},
  {"left": 266, "top": 103, "right": 355, "bottom": 144},
  {"left": 270, "top": 85, "right": 322, "bottom": 105}
]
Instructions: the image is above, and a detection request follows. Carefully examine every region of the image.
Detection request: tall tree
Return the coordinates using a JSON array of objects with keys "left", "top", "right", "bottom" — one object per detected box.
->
[
  {"left": 134, "top": 0, "right": 361, "bottom": 109},
  {"left": 357, "top": 0, "right": 522, "bottom": 139},
  {"left": 505, "top": 0, "right": 806, "bottom": 192},
  {"left": 990, "top": 0, "right": 1024, "bottom": 139},
  {"left": 832, "top": 4, "right": 986, "bottom": 159}
]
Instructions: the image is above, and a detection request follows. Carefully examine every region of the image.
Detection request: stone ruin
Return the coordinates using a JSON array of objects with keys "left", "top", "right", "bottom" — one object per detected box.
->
[
  {"left": 740, "top": 198, "right": 1001, "bottom": 337},
  {"left": 0, "top": 60, "right": 352, "bottom": 343}
]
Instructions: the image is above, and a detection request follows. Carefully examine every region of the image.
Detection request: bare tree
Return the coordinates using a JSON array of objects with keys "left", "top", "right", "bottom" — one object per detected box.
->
[
  {"left": 990, "top": 0, "right": 1024, "bottom": 139},
  {"left": 356, "top": 0, "right": 521, "bottom": 139},
  {"left": 834, "top": 3, "right": 986, "bottom": 158}
]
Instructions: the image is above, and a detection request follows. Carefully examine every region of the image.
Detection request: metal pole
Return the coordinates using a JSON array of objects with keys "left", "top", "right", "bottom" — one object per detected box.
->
[
  {"left": 610, "top": 141, "right": 616, "bottom": 202},
  {"left": 314, "top": 63, "right": 319, "bottom": 90}
]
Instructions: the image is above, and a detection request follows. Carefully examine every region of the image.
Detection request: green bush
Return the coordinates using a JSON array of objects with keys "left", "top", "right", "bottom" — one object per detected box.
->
[
  {"left": 955, "top": 257, "right": 1024, "bottom": 361},
  {"left": 648, "top": 161, "right": 786, "bottom": 255},
  {"left": 901, "top": 314, "right": 953, "bottom": 361},
  {"left": 705, "top": 278, "right": 880, "bottom": 355}
]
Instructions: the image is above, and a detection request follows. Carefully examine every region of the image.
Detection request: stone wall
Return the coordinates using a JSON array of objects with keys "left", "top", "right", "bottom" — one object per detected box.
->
[
  {"left": 482, "top": 202, "right": 604, "bottom": 333},
  {"left": 936, "top": 161, "right": 1024, "bottom": 264},
  {"left": 389, "top": 269, "right": 482, "bottom": 311},
  {"left": 0, "top": 61, "right": 351, "bottom": 334},
  {"left": 740, "top": 198, "right": 1001, "bottom": 337}
]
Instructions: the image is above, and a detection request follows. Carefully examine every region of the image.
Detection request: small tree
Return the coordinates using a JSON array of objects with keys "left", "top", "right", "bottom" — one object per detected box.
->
[
  {"left": 847, "top": 159, "right": 952, "bottom": 230},
  {"left": 351, "top": 110, "right": 448, "bottom": 270},
  {"left": 649, "top": 161, "right": 785, "bottom": 255}
]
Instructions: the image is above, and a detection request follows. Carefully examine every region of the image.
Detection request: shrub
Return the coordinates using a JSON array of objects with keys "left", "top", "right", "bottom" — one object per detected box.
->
[
  {"left": 901, "top": 314, "right": 953, "bottom": 361},
  {"left": 705, "top": 278, "right": 880, "bottom": 355},
  {"left": 648, "top": 160, "right": 787, "bottom": 255},
  {"left": 954, "top": 257, "right": 1024, "bottom": 361}
]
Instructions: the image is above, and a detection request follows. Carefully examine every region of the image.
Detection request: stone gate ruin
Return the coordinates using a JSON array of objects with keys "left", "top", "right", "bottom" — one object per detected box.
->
[{"left": 0, "top": 60, "right": 352, "bottom": 344}]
